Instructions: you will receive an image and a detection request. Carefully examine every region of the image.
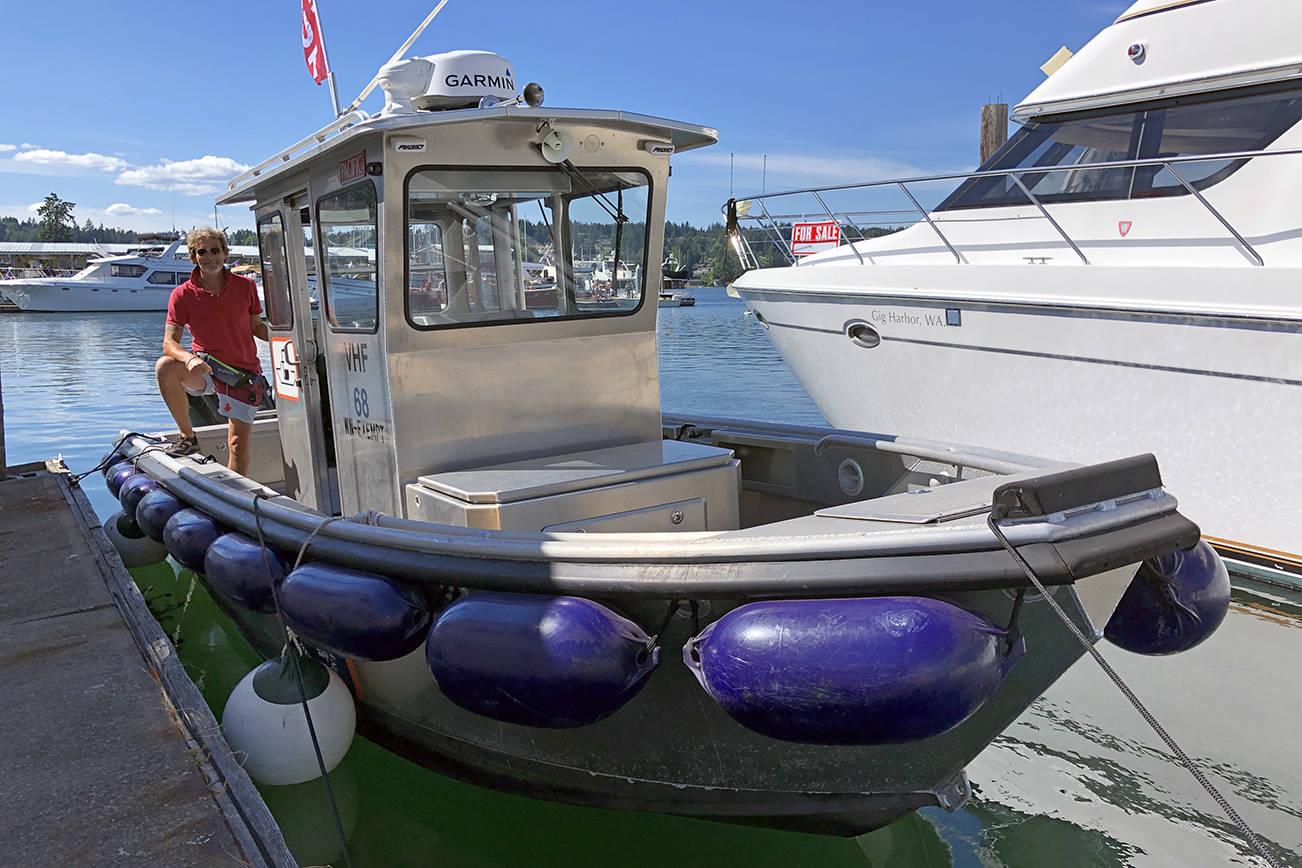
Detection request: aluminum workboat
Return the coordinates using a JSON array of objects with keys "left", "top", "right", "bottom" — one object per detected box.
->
[
  {"left": 726, "top": 0, "right": 1302, "bottom": 587},
  {"left": 101, "top": 49, "right": 1227, "bottom": 836}
]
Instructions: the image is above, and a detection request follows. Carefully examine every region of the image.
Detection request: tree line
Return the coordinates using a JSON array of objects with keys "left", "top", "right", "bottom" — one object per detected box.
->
[{"left": 0, "top": 193, "right": 257, "bottom": 246}]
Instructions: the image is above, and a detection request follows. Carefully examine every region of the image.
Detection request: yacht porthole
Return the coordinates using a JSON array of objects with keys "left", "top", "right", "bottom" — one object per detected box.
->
[
  {"left": 845, "top": 320, "right": 880, "bottom": 348},
  {"left": 837, "top": 458, "right": 865, "bottom": 497}
]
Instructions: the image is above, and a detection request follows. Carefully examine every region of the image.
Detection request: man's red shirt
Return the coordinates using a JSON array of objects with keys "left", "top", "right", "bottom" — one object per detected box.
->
[{"left": 167, "top": 267, "right": 263, "bottom": 373}]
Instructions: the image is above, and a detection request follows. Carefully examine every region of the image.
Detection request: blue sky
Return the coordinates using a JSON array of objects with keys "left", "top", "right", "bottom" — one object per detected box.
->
[{"left": 0, "top": 0, "right": 1129, "bottom": 233}]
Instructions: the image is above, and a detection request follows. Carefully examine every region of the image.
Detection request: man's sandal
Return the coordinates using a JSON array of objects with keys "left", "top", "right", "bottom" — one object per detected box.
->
[{"left": 164, "top": 434, "right": 200, "bottom": 457}]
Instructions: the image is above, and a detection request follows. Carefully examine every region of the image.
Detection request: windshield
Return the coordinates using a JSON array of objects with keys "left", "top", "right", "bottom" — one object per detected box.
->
[
  {"left": 405, "top": 166, "right": 650, "bottom": 328},
  {"left": 939, "top": 83, "right": 1302, "bottom": 210}
]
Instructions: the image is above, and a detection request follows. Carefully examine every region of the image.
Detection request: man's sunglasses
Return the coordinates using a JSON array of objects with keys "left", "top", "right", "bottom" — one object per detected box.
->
[{"left": 192, "top": 247, "right": 224, "bottom": 256}]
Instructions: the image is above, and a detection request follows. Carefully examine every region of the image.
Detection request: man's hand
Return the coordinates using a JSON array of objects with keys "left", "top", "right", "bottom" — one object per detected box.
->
[{"left": 185, "top": 354, "right": 212, "bottom": 377}]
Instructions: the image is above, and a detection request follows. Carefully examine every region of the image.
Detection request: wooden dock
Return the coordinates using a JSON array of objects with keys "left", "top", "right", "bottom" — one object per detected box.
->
[{"left": 0, "top": 461, "right": 296, "bottom": 867}]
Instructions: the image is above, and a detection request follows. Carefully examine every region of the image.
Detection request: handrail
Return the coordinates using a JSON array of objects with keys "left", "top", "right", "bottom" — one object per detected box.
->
[
  {"left": 1164, "top": 162, "right": 1263, "bottom": 267},
  {"left": 727, "top": 145, "right": 1302, "bottom": 269},
  {"left": 225, "top": 109, "right": 371, "bottom": 192},
  {"left": 736, "top": 146, "right": 1302, "bottom": 202},
  {"left": 1009, "top": 172, "right": 1090, "bottom": 265},
  {"left": 813, "top": 190, "right": 863, "bottom": 265},
  {"left": 896, "top": 181, "right": 963, "bottom": 265},
  {"left": 754, "top": 199, "right": 796, "bottom": 266},
  {"left": 0, "top": 267, "right": 79, "bottom": 280}
]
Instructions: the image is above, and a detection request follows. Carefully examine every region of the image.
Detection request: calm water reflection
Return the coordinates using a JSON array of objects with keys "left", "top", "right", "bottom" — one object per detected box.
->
[{"left": 1, "top": 298, "right": 1298, "bottom": 866}]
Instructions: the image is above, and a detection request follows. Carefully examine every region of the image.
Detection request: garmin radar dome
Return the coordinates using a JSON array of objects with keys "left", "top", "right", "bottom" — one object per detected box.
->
[{"left": 414, "top": 50, "right": 517, "bottom": 110}]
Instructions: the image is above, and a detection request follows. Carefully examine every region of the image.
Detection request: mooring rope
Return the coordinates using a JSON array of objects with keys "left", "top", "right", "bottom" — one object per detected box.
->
[
  {"left": 252, "top": 495, "right": 354, "bottom": 868},
  {"left": 68, "top": 432, "right": 165, "bottom": 485},
  {"left": 986, "top": 515, "right": 1282, "bottom": 868}
]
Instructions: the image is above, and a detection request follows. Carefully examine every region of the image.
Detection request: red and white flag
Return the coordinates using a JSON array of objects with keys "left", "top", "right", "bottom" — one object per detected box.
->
[{"left": 301, "top": 0, "right": 330, "bottom": 85}]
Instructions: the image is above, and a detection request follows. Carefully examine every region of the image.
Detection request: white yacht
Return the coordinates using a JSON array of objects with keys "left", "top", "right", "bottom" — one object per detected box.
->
[
  {"left": 728, "top": 0, "right": 1302, "bottom": 587},
  {"left": 0, "top": 234, "right": 193, "bottom": 312}
]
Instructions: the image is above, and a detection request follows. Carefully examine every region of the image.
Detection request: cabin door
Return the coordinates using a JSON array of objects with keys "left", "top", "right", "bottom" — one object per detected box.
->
[{"left": 255, "top": 201, "right": 337, "bottom": 513}]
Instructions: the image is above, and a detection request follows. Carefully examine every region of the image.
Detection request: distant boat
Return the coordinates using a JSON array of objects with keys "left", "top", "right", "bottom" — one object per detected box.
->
[
  {"left": 0, "top": 233, "right": 191, "bottom": 312},
  {"left": 660, "top": 255, "right": 696, "bottom": 307}
]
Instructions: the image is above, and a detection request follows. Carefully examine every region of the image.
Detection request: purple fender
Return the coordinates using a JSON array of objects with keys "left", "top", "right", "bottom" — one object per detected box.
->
[
  {"left": 204, "top": 532, "right": 290, "bottom": 614},
  {"left": 163, "top": 508, "right": 223, "bottom": 573},
  {"left": 685, "top": 596, "right": 1023, "bottom": 745},
  {"left": 118, "top": 473, "right": 159, "bottom": 517},
  {"left": 106, "top": 461, "right": 136, "bottom": 497},
  {"left": 279, "top": 563, "right": 431, "bottom": 661},
  {"left": 426, "top": 593, "right": 658, "bottom": 728},
  {"left": 135, "top": 487, "right": 185, "bottom": 543},
  {"left": 1104, "top": 540, "right": 1230, "bottom": 655}
]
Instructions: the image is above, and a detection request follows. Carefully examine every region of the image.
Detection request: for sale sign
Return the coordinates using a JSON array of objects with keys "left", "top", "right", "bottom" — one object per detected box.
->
[{"left": 791, "top": 221, "right": 840, "bottom": 256}]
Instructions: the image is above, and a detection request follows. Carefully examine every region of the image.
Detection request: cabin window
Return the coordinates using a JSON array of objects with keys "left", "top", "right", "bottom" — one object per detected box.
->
[
  {"left": 256, "top": 212, "right": 293, "bottom": 328},
  {"left": 316, "top": 182, "right": 379, "bottom": 332},
  {"left": 110, "top": 263, "right": 146, "bottom": 278},
  {"left": 145, "top": 271, "right": 178, "bottom": 285},
  {"left": 404, "top": 166, "right": 651, "bottom": 328},
  {"left": 938, "top": 83, "right": 1302, "bottom": 210}
]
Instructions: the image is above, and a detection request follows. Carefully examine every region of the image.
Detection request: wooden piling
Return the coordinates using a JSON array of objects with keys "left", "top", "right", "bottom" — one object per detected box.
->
[{"left": 980, "top": 103, "right": 1010, "bottom": 164}]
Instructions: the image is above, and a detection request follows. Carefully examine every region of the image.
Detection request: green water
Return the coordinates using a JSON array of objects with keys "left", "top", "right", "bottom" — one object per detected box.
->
[{"left": 131, "top": 558, "right": 1302, "bottom": 867}]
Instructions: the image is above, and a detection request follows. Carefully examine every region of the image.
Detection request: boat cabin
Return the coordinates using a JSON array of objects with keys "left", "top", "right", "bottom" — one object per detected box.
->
[{"left": 217, "top": 51, "right": 738, "bottom": 532}]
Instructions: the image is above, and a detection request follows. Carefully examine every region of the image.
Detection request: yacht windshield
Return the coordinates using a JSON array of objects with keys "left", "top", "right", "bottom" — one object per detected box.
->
[
  {"left": 938, "top": 83, "right": 1302, "bottom": 210},
  {"left": 405, "top": 166, "right": 650, "bottom": 328}
]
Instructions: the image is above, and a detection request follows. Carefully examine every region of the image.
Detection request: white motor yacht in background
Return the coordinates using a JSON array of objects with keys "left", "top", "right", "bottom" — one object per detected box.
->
[
  {"left": 0, "top": 233, "right": 192, "bottom": 312},
  {"left": 728, "top": 0, "right": 1302, "bottom": 588}
]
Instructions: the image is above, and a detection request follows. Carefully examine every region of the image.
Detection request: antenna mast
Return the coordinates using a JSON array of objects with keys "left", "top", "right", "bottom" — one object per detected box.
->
[{"left": 341, "top": 0, "right": 452, "bottom": 116}]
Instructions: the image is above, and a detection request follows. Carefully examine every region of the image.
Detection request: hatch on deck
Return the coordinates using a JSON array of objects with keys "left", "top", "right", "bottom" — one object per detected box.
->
[{"left": 406, "top": 439, "right": 740, "bottom": 532}]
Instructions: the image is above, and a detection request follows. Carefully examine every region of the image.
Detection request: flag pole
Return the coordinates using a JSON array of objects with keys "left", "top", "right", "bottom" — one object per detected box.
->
[{"left": 313, "top": 1, "right": 343, "bottom": 116}]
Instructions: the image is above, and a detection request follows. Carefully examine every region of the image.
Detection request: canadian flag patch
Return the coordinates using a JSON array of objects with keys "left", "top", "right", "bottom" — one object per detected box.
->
[{"left": 1118, "top": 221, "right": 1133, "bottom": 237}]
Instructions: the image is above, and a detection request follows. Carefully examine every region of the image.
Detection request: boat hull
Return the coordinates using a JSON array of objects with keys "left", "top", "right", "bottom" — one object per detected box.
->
[
  {"left": 733, "top": 275, "right": 1302, "bottom": 587},
  {"left": 0, "top": 278, "right": 173, "bottom": 312},
  {"left": 111, "top": 417, "right": 1200, "bottom": 835},
  {"left": 202, "top": 578, "right": 1093, "bottom": 835}
]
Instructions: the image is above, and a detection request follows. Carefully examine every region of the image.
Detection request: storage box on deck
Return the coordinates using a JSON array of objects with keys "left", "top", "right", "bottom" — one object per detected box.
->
[{"left": 404, "top": 440, "right": 740, "bottom": 532}]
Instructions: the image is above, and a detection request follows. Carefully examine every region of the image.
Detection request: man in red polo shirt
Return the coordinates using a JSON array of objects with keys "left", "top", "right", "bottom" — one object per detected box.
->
[{"left": 155, "top": 227, "right": 269, "bottom": 474}]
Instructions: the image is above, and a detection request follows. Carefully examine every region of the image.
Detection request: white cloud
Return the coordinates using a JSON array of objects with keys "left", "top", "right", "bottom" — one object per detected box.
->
[
  {"left": 105, "top": 202, "right": 163, "bottom": 217},
  {"left": 0, "top": 144, "right": 16, "bottom": 153},
  {"left": 0, "top": 202, "right": 45, "bottom": 220},
  {"left": 116, "top": 155, "right": 250, "bottom": 196},
  {"left": 13, "top": 148, "right": 128, "bottom": 172}
]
